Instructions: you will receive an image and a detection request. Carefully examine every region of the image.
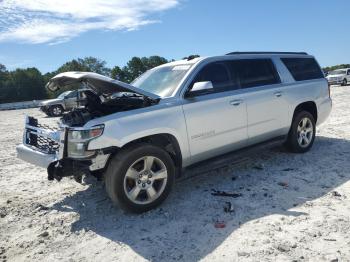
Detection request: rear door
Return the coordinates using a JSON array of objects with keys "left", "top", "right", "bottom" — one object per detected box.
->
[
  {"left": 230, "top": 59, "right": 289, "bottom": 145},
  {"left": 182, "top": 61, "right": 248, "bottom": 163}
]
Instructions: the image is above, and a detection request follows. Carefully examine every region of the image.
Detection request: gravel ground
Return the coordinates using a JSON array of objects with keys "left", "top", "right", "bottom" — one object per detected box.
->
[{"left": 0, "top": 86, "right": 350, "bottom": 262}]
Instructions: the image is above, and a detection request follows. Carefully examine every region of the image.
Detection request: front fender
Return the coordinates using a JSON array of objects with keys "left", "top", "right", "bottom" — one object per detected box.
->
[
  {"left": 88, "top": 125, "right": 187, "bottom": 157},
  {"left": 86, "top": 105, "right": 191, "bottom": 166}
]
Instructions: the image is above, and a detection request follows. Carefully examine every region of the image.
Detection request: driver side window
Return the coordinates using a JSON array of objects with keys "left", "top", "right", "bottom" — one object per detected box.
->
[{"left": 189, "top": 62, "right": 237, "bottom": 96}]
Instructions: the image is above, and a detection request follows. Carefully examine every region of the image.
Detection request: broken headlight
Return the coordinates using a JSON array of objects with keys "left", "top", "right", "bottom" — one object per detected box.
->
[{"left": 67, "top": 125, "right": 104, "bottom": 159}]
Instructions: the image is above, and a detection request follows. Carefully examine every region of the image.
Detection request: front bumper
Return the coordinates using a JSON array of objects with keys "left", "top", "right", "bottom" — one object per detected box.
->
[
  {"left": 16, "top": 115, "right": 64, "bottom": 168},
  {"left": 16, "top": 144, "right": 57, "bottom": 168},
  {"left": 16, "top": 116, "right": 110, "bottom": 181},
  {"left": 39, "top": 106, "right": 47, "bottom": 112},
  {"left": 327, "top": 79, "right": 343, "bottom": 85}
]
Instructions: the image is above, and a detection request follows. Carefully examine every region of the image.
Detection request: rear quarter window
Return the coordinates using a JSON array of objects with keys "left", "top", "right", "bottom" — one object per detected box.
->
[{"left": 281, "top": 58, "right": 324, "bottom": 81}]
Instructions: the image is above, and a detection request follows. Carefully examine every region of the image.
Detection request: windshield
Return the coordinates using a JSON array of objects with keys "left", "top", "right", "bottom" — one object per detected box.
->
[
  {"left": 132, "top": 65, "right": 192, "bottom": 97},
  {"left": 329, "top": 69, "right": 346, "bottom": 75},
  {"left": 57, "top": 91, "right": 72, "bottom": 99}
]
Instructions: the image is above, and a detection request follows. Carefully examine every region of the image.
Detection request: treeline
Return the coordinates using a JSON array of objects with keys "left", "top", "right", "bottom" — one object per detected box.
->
[
  {"left": 323, "top": 64, "right": 350, "bottom": 73},
  {"left": 0, "top": 56, "right": 170, "bottom": 103},
  {"left": 0, "top": 56, "right": 347, "bottom": 103}
]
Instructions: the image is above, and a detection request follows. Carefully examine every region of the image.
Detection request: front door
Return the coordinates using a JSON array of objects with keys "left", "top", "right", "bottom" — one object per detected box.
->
[{"left": 182, "top": 61, "right": 248, "bottom": 163}]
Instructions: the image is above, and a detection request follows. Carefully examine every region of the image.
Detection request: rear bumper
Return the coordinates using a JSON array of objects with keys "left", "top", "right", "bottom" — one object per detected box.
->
[
  {"left": 16, "top": 144, "right": 57, "bottom": 168},
  {"left": 317, "top": 97, "right": 332, "bottom": 126}
]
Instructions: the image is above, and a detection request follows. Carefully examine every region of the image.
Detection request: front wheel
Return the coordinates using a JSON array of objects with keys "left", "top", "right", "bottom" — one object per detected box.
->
[
  {"left": 105, "top": 144, "right": 175, "bottom": 213},
  {"left": 341, "top": 79, "right": 347, "bottom": 86},
  {"left": 286, "top": 111, "right": 316, "bottom": 153},
  {"left": 49, "top": 105, "right": 64, "bottom": 117}
]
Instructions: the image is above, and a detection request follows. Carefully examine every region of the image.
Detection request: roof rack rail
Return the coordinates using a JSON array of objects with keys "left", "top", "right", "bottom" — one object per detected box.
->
[{"left": 226, "top": 51, "right": 308, "bottom": 55}]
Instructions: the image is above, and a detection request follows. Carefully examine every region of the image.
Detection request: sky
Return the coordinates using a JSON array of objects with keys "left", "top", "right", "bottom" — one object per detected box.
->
[{"left": 0, "top": 0, "right": 349, "bottom": 73}]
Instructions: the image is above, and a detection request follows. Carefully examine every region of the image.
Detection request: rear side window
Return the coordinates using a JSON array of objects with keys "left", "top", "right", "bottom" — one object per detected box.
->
[
  {"left": 229, "top": 59, "right": 280, "bottom": 88},
  {"left": 281, "top": 58, "right": 323, "bottom": 81},
  {"left": 66, "top": 90, "right": 77, "bottom": 98}
]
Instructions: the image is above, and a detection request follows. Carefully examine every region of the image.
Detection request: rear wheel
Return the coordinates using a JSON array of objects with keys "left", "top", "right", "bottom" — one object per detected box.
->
[
  {"left": 49, "top": 105, "right": 63, "bottom": 117},
  {"left": 286, "top": 111, "right": 316, "bottom": 153},
  {"left": 341, "top": 79, "right": 347, "bottom": 86},
  {"left": 105, "top": 144, "right": 175, "bottom": 213}
]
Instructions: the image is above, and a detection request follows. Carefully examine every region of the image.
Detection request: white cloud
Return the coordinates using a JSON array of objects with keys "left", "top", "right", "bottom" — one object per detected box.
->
[{"left": 0, "top": 0, "right": 179, "bottom": 44}]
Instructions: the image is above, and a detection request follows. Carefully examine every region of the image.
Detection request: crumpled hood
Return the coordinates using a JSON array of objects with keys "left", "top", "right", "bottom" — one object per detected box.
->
[
  {"left": 46, "top": 72, "right": 160, "bottom": 100},
  {"left": 40, "top": 98, "right": 63, "bottom": 106}
]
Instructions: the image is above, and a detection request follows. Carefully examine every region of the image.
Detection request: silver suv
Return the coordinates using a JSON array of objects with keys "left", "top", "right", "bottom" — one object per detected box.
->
[
  {"left": 17, "top": 52, "right": 332, "bottom": 213},
  {"left": 40, "top": 89, "right": 96, "bottom": 117}
]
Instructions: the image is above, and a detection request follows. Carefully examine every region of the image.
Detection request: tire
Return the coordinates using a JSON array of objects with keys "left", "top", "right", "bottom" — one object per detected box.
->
[
  {"left": 49, "top": 105, "right": 64, "bottom": 117},
  {"left": 105, "top": 143, "right": 175, "bottom": 213},
  {"left": 341, "top": 79, "right": 347, "bottom": 86},
  {"left": 286, "top": 111, "right": 316, "bottom": 153}
]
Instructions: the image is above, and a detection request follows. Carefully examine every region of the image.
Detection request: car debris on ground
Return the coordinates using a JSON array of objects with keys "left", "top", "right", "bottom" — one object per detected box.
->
[{"left": 211, "top": 189, "right": 242, "bottom": 198}]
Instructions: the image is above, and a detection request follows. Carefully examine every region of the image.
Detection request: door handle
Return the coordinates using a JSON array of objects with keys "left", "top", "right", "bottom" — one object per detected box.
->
[
  {"left": 274, "top": 91, "right": 282, "bottom": 98},
  {"left": 230, "top": 99, "right": 243, "bottom": 106}
]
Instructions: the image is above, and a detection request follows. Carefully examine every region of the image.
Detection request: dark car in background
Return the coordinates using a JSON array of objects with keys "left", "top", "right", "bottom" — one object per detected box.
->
[{"left": 39, "top": 89, "right": 94, "bottom": 116}]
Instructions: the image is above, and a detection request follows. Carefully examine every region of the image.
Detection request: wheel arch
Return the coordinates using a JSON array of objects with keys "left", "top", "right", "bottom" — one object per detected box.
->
[
  {"left": 292, "top": 101, "right": 318, "bottom": 123},
  {"left": 49, "top": 103, "right": 65, "bottom": 110},
  {"left": 118, "top": 133, "right": 183, "bottom": 175}
]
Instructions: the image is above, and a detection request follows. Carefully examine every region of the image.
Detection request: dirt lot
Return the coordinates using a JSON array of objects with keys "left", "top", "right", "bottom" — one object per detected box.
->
[{"left": 0, "top": 86, "right": 350, "bottom": 262}]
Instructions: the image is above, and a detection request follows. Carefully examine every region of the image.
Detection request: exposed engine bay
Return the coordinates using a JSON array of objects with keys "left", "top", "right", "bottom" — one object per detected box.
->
[
  {"left": 61, "top": 91, "right": 157, "bottom": 127},
  {"left": 44, "top": 72, "right": 162, "bottom": 127}
]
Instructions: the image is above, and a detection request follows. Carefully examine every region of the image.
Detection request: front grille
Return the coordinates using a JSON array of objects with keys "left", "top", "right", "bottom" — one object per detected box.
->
[{"left": 25, "top": 116, "right": 60, "bottom": 154}]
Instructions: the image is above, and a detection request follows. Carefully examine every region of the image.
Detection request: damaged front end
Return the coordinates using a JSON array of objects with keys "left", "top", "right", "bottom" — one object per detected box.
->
[
  {"left": 17, "top": 116, "right": 110, "bottom": 182},
  {"left": 17, "top": 72, "right": 160, "bottom": 182},
  {"left": 17, "top": 72, "right": 161, "bottom": 182}
]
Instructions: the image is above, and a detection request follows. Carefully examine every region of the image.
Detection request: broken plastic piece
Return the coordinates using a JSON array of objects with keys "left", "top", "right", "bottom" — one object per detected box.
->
[{"left": 211, "top": 189, "right": 242, "bottom": 198}]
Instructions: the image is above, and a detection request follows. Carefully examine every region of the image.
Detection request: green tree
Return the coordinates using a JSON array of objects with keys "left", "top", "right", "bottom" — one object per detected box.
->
[
  {"left": 124, "top": 57, "right": 147, "bottom": 82},
  {"left": 0, "top": 67, "right": 46, "bottom": 103},
  {"left": 141, "top": 56, "right": 168, "bottom": 70},
  {"left": 0, "top": 55, "right": 171, "bottom": 103},
  {"left": 54, "top": 57, "right": 110, "bottom": 76},
  {"left": 323, "top": 64, "right": 350, "bottom": 73},
  {"left": 0, "top": 64, "right": 7, "bottom": 82},
  {"left": 115, "top": 56, "right": 169, "bottom": 83},
  {"left": 111, "top": 66, "right": 129, "bottom": 82},
  {"left": 78, "top": 57, "right": 111, "bottom": 76},
  {"left": 55, "top": 59, "right": 90, "bottom": 74}
]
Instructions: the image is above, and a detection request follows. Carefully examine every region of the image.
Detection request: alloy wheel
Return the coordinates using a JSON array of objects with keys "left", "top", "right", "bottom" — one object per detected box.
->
[
  {"left": 297, "top": 117, "right": 313, "bottom": 148},
  {"left": 123, "top": 156, "right": 168, "bottom": 205},
  {"left": 52, "top": 106, "right": 62, "bottom": 116}
]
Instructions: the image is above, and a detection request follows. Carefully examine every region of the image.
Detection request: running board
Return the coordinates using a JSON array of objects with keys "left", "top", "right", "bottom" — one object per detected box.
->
[{"left": 180, "top": 136, "right": 286, "bottom": 181}]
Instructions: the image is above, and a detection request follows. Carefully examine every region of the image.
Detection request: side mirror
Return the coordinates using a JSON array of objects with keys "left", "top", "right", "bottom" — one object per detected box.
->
[
  {"left": 185, "top": 81, "right": 213, "bottom": 98},
  {"left": 191, "top": 81, "right": 213, "bottom": 92}
]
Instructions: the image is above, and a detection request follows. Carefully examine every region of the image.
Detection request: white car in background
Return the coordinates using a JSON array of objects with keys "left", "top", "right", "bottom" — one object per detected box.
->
[{"left": 326, "top": 68, "right": 350, "bottom": 86}]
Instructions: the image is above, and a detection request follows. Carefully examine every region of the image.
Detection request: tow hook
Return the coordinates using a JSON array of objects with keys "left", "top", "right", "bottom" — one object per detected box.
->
[{"left": 47, "top": 159, "right": 92, "bottom": 183}]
